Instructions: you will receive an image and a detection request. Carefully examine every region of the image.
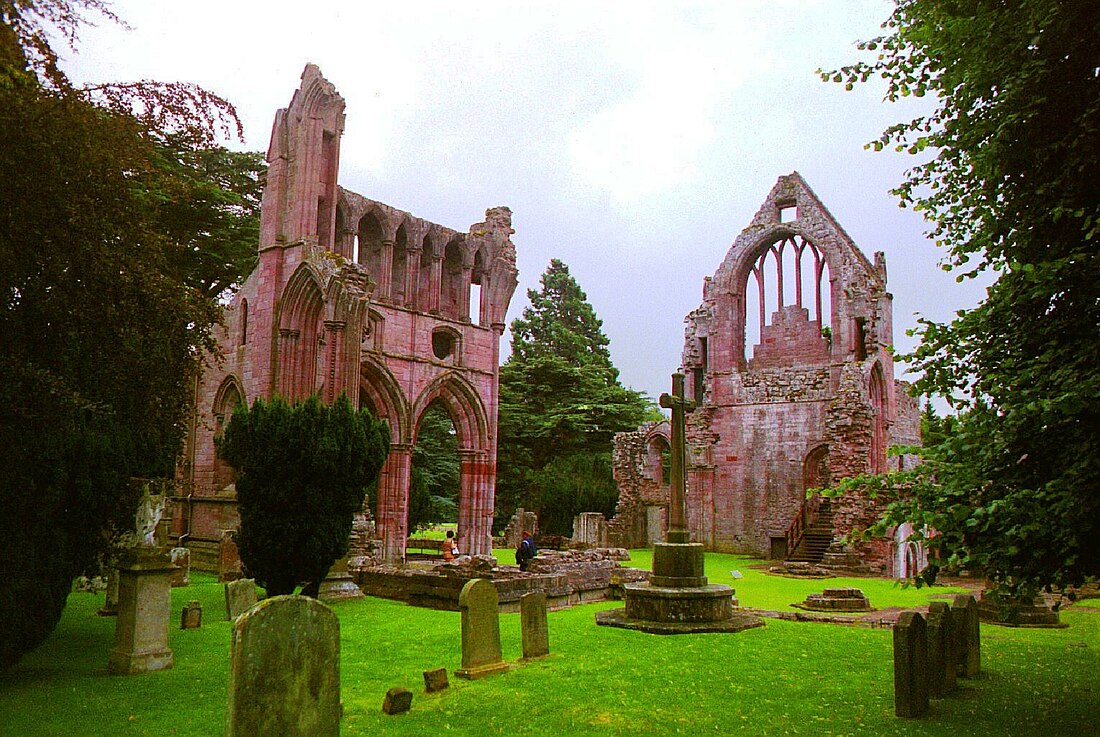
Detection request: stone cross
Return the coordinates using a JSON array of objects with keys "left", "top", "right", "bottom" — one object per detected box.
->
[{"left": 659, "top": 372, "right": 695, "bottom": 544}]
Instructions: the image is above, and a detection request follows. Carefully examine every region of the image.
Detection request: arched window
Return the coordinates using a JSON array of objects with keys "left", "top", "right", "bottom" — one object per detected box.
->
[{"left": 869, "top": 363, "right": 888, "bottom": 473}]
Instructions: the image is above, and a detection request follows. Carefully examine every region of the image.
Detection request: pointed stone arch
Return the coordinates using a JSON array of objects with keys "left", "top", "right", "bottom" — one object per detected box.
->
[
  {"left": 411, "top": 370, "right": 489, "bottom": 452},
  {"left": 276, "top": 263, "right": 325, "bottom": 400},
  {"left": 868, "top": 361, "right": 889, "bottom": 474},
  {"left": 212, "top": 375, "right": 245, "bottom": 493}
]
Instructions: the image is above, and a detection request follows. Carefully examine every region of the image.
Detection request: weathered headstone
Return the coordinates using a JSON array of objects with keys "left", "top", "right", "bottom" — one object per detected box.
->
[
  {"left": 181, "top": 599, "right": 203, "bottom": 630},
  {"left": 455, "top": 578, "right": 509, "bottom": 679},
  {"left": 925, "top": 602, "right": 956, "bottom": 697},
  {"left": 521, "top": 591, "right": 549, "bottom": 659},
  {"left": 952, "top": 594, "right": 981, "bottom": 678},
  {"left": 169, "top": 547, "right": 190, "bottom": 587},
  {"left": 218, "top": 529, "right": 243, "bottom": 582},
  {"left": 382, "top": 687, "right": 413, "bottom": 715},
  {"left": 98, "top": 566, "right": 120, "bottom": 616},
  {"left": 226, "top": 595, "right": 340, "bottom": 737},
  {"left": 107, "top": 548, "right": 174, "bottom": 675},
  {"left": 893, "top": 611, "right": 929, "bottom": 718},
  {"left": 423, "top": 668, "right": 449, "bottom": 693},
  {"left": 225, "top": 578, "right": 259, "bottom": 621}
]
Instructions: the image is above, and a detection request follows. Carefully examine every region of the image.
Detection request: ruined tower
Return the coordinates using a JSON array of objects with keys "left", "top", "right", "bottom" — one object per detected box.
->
[
  {"left": 612, "top": 173, "right": 920, "bottom": 573},
  {"left": 177, "top": 65, "right": 518, "bottom": 566}
]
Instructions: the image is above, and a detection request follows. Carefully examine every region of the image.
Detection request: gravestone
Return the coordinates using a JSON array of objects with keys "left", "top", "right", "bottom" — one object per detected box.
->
[
  {"left": 455, "top": 579, "right": 509, "bottom": 679},
  {"left": 181, "top": 600, "right": 203, "bottom": 630},
  {"left": 382, "top": 687, "right": 413, "bottom": 715},
  {"left": 107, "top": 548, "right": 174, "bottom": 675},
  {"left": 521, "top": 591, "right": 550, "bottom": 659},
  {"left": 218, "top": 529, "right": 243, "bottom": 582},
  {"left": 169, "top": 547, "right": 190, "bottom": 587},
  {"left": 423, "top": 668, "right": 449, "bottom": 693},
  {"left": 952, "top": 594, "right": 981, "bottom": 677},
  {"left": 925, "top": 602, "right": 955, "bottom": 697},
  {"left": 225, "top": 578, "right": 259, "bottom": 621},
  {"left": 226, "top": 596, "right": 340, "bottom": 737},
  {"left": 893, "top": 611, "right": 929, "bottom": 718},
  {"left": 98, "top": 566, "right": 120, "bottom": 616}
]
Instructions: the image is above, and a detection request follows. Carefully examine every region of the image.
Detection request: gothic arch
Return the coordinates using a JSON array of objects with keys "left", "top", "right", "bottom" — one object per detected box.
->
[
  {"left": 276, "top": 263, "right": 325, "bottom": 400},
  {"left": 212, "top": 375, "right": 245, "bottom": 491},
  {"left": 868, "top": 361, "right": 888, "bottom": 474},
  {"left": 410, "top": 371, "right": 489, "bottom": 451},
  {"left": 359, "top": 357, "right": 410, "bottom": 445}
]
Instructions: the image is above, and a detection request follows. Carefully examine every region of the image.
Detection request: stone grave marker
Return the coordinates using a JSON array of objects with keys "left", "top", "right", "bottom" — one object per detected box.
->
[
  {"left": 952, "top": 594, "right": 981, "bottom": 678},
  {"left": 98, "top": 566, "right": 120, "bottom": 616},
  {"left": 107, "top": 548, "right": 174, "bottom": 675},
  {"left": 455, "top": 578, "right": 509, "bottom": 679},
  {"left": 893, "top": 611, "right": 929, "bottom": 718},
  {"left": 925, "top": 602, "right": 955, "bottom": 697},
  {"left": 423, "top": 668, "right": 449, "bottom": 693},
  {"left": 169, "top": 547, "right": 190, "bottom": 587},
  {"left": 521, "top": 591, "right": 549, "bottom": 659},
  {"left": 226, "top": 595, "right": 340, "bottom": 737},
  {"left": 225, "top": 578, "right": 259, "bottom": 621},
  {"left": 218, "top": 529, "right": 243, "bottom": 582},
  {"left": 181, "top": 600, "right": 203, "bottom": 630},
  {"left": 382, "top": 687, "right": 413, "bottom": 715}
]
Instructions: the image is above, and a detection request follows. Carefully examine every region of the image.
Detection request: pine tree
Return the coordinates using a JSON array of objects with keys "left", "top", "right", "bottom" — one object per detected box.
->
[{"left": 496, "top": 260, "right": 656, "bottom": 534}]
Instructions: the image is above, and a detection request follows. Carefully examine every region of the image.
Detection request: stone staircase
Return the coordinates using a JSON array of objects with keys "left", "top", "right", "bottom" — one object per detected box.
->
[{"left": 787, "top": 499, "right": 835, "bottom": 564}]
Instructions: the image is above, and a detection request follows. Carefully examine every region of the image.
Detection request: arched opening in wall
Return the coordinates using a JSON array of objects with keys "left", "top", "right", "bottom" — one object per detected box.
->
[
  {"left": 357, "top": 211, "right": 385, "bottom": 293},
  {"left": 419, "top": 234, "right": 435, "bottom": 311},
  {"left": 802, "top": 444, "right": 830, "bottom": 494},
  {"left": 239, "top": 299, "right": 248, "bottom": 346},
  {"left": 442, "top": 239, "right": 464, "bottom": 320},
  {"left": 391, "top": 223, "right": 409, "bottom": 306},
  {"left": 212, "top": 377, "right": 244, "bottom": 493},
  {"left": 646, "top": 435, "right": 671, "bottom": 486},
  {"left": 431, "top": 327, "right": 460, "bottom": 363},
  {"left": 743, "top": 235, "right": 832, "bottom": 363},
  {"left": 470, "top": 249, "right": 484, "bottom": 325},
  {"left": 409, "top": 401, "right": 460, "bottom": 536},
  {"left": 869, "top": 362, "right": 888, "bottom": 473}
]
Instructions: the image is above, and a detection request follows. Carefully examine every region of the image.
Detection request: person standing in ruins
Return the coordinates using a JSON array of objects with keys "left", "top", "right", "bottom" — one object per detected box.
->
[
  {"left": 516, "top": 530, "right": 536, "bottom": 571},
  {"left": 443, "top": 530, "right": 459, "bottom": 561}
]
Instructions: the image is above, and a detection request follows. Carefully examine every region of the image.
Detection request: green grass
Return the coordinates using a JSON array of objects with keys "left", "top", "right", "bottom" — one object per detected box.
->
[{"left": 1, "top": 554, "right": 1097, "bottom": 736}]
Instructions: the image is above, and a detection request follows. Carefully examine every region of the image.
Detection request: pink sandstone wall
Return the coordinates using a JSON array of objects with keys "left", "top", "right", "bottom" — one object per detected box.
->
[{"left": 177, "top": 65, "right": 517, "bottom": 568}]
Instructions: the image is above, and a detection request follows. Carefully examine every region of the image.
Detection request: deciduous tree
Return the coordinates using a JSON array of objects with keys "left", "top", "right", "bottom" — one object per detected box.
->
[{"left": 824, "top": 0, "right": 1100, "bottom": 595}]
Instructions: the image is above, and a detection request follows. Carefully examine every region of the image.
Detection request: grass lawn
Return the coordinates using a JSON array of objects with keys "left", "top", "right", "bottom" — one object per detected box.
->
[{"left": 1, "top": 552, "right": 1097, "bottom": 736}]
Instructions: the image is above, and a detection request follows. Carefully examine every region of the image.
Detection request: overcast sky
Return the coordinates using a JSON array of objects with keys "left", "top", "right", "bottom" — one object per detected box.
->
[{"left": 63, "top": 0, "right": 987, "bottom": 405}]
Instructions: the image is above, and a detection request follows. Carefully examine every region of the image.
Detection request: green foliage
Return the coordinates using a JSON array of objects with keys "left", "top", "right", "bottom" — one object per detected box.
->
[
  {"left": 217, "top": 394, "right": 389, "bottom": 596},
  {"left": 0, "top": 1, "right": 255, "bottom": 669},
  {"left": 823, "top": 0, "right": 1100, "bottom": 596},
  {"left": 497, "top": 260, "right": 655, "bottom": 531},
  {"left": 407, "top": 403, "right": 460, "bottom": 532},
  {"left": 3, "top": 567, "right": 1099, "bottom": 737}
]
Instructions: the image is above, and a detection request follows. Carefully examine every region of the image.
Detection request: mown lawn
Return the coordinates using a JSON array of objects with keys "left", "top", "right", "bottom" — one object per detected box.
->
[{"left": 1, "top": 552, "right": 1096, "bottom": 737}]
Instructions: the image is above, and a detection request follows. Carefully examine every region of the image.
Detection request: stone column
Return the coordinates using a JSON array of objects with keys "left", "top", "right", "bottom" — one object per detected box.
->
[
  {"left": 107, "top": 548, "right": 174, "bottom": 675},
  {"left": 405, "top": 247, "right": 422, "bottom": 310},
  {"left": 459, "top": 260, "right": 474, "bottom": 321},
  {"left": 321, "top": 320, "right": 345, "bottom": 403},
  {"left": 458, "top": 451, "right": 494, "bottom": 557},
  {"left": 428, "top": 255, "right": 443, "bottom": 313},
  {"left": 376, "top": 443, "right": 412, "bottom": 563}
]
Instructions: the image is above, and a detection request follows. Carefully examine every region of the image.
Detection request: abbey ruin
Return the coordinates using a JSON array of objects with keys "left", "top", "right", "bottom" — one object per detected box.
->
[
  {"left": 611, "top": 174, "right": 922, "bottom": 575},
  {"left": 176, "top": 66, "right": 518, "bottom": 567}
]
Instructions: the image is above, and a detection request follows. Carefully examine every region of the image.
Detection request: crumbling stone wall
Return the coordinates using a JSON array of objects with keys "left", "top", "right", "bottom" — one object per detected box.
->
[
  {"left": 178, "top": 65, "right": 518, "bottom": 567},
  {"left": 613, "top": 173, "right": 920, "bottom": 572},
  {"left": 608, "top": 422, "right": 670, "bottom": 548}
]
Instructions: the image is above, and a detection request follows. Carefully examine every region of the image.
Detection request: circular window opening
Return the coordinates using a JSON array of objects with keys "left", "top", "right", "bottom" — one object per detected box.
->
[{"left": 432, "top": 330, "right": 455, "bottom": 360}]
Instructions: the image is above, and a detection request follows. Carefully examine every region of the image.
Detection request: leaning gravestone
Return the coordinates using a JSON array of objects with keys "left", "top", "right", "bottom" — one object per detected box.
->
[
  {"left": 169, "top": 547, "right": 190, "bottom": 587},
  {"left": 107, "top": 548, "right": 174, "bottom": 675},
  {"left": 226, "top": 596, "right": 340, "bottom": 737},
  {"left": 521, "top": 591, "right": 549, "bottom": 659},
  {"left": 423, "top": 667, "right": 449, "bottom": 693},
  {"left": 225, "top": 578, "right": 259, "bottom": 621},
  {"left": 382, "top": 687, "right": 413, "bottom": 715},
  {"left": 455, "top": 579, "right": 509, "bottom": 679},
  {"left": 925, "top": 602, "right": 956, "bottom": 697},
  {"left": 893, "top": 611, "right": 929, "bottom": 718},
  {"left": 952, "top": 594, "right": 981, "bottom": 678}
]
